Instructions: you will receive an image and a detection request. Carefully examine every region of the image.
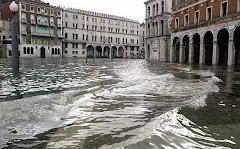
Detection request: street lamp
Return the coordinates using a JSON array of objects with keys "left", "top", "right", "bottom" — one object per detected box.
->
[{"left": 9, "top": 1, "right": 19, "bottom": 74}]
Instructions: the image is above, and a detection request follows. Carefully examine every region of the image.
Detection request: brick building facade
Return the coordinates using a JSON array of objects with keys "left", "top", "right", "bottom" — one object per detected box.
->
[
  {"left": 1, "top": 0, "right": 63, "bottom": 58},
  {"left": 170, "top": 0, "right": 240, "bottom": 66}
]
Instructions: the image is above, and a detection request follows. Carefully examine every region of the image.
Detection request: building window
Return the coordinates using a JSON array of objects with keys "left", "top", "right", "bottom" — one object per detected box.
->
[
  {"left": 175, "top": 0, "right": 179, "bottom": 6},
  {"left": 221, "top": 1, "right": 228, "bottom": 17},
  {"left": 31, "top": 47, "right": 34, "bottom": 54},
  {"left": 31, "top": 25, "right": 35, "bottom": 32},
  {"left": 44, "top": 39, "right": 48, "bottom": 45},
  {"left": 65, "top": 33, "right": 68, "bottom": 39},
  {"left": 22, "top": 24, "right": 26, "bottom": 32},
  {"left": 206, "top": 7, "right": 212, "bottom": 21},
  {"left": 37, "top": 7, "right": 41, "bottom": 13},
  {"left": 153, "top": 5, "right": 155, "bottom": 16},
  {"left": 38, "top": 39, "right": 41, "bottom": 44},
  {"left": 27, "top": 47, "right": 30, "bottom": 54},
  {"left": 175, "top": 17, "right": 179, "bottom": 28},
  {"left": 44, "top": 9, "right": 48, "bottom": 14},
  {"left": 184, "top": 14, "right": 189, "bottom": 26},
  {"left": 31, "top": 37, "right": 35, "bottom": 44},
  {"left": 21, "top": 12, "right": 26, "bottom": 19},
  {"left": 30, "top": 6, "right": 34, "bottom": 12},
  {"left": 22, "top": 4, "right": 26, "bottom": 11},
  {"left": 194, "top": 11, "right": 200, "bottom": 23},
  {"left": 50, "top": 10, "right": 54, "bottom": 15},
  {"left": 23, "top": 47, "right": 26, "bottom": 54},
  {"left": 162, "top": 1, "right": 164, "bottom": 13},
  {"left": 148, "top": 7, "right": 151, "bottom": 18}
]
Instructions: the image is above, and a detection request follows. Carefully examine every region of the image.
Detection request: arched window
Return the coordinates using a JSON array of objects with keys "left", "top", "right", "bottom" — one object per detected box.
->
[
  {"left": 161, "top": 20, "right": 164, "bottom": 35},
  {"left": 148, "top": 7, "right": 151, "bottom": 18},
  {"left": 65, "top": 33, "right": 68, "bottom": 39},
  {"left": 162, "top": 1, "right": 164, "bottom": 13},
  {"left": 31, "top": 47, "right": 34, "bottom": 54},
  {"left": 148, "top": 23, "right": 150, "bottom": 37},
  {"left": 52, "top": 48, "right": 54, "bottom": 54},
  {"left": 23, "top": 47, "right": 27, "bottom": 54},
  {"left": 55, "top": 48, "right": 57, "bottom": 54},
  {"left": 153, "top": 5, "right": 155, "bottom": 16},
  {"left": 30, "top": 14, "right": 35, "bottom": 20},
  {"left": 58, "top": 48, "right": 60, "bottom": 54},
  {"left": 156, "top": 3, "right": 159, "bottom": 15},
  {"left": 22, "top": 12, "right": 26, "bottom": 19},
  {"left": 27, "top": 47, "right": 30, "bottom": 54}
]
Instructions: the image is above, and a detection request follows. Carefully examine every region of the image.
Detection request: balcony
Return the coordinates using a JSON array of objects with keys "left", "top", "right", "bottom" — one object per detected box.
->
[
  {"left": 50, "top": 34, "right": 55, "bottom": 38},
  {"left": 63, "top": 39, "right": 85, "bottom": 44},
  {"left": 21, "top": 18, "right": 27, "bottom": 23},
  {"left": 31, "top": 32, "right": 51, "bottom": 37},
  {"left": 37, "top": 21, "right": 49, "bottom": 26},
  {"left": 58, "top": 35, "right": 65, "bottom": 38},
  {"left": 22, "top": 31, "right": 27, "bottom": 35},
  {"left": 57, "top": 24, "right": 62, "bottom": 28}
]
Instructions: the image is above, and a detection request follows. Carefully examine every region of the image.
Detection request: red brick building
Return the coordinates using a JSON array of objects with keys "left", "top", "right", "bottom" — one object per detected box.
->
[
  {"left": 1, "top": 0, "right": 63, "bottom": 58},
  {"left": 170, "top": 0, "right": 240, "bottom": 66}
]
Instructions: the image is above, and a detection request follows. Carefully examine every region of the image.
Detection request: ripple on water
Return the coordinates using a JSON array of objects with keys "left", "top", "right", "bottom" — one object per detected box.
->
[{"left": 0, "top": 59, "right": 238, "bottom": 149}]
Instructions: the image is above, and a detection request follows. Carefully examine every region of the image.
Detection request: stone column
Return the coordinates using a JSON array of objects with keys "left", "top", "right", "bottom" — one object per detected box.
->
[
  {"left": 199, "top": 41, "right": 205, "bottom": 64},
  {"left": 189, "top": 41, "right": 194, "bottom": 64},
  {"left": 116, "top": 48, "right": 119, "bottom": 57},
  {"left": 212, "top": 41, "right": 219, "bottom": 65},
  {"left": 101, "top": 47, "right": 104, "bottom": 57},
  {"left": 179, "top": 44, "right": 184, "bottom": 63},
  {"left": 170, "top": 41, "right": 174, "bottom": 63},
  {"left": 228, "top": 39, "right": 235, "bottom": 66}
]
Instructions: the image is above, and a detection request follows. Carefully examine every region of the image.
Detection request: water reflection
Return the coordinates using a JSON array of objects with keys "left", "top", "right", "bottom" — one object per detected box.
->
[{"left": 0, "top": 58, "right": 240, "bottom": 149}]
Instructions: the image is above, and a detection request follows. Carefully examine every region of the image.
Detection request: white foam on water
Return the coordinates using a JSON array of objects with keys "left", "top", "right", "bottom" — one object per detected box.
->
[{"left": 101, "top": 108, "right": 233, "bottom": 149}]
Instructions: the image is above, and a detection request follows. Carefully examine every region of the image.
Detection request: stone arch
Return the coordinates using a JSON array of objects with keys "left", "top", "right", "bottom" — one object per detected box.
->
[
  {"left": 103, "top": 46, "right": 110, "bottom": 58},
  {"left": 234, "top": 25, "right": 240, "bottom": 65},
  {"left": 218, "top": 28, "right": 229, "bottom": 65},
  {"left": 40, "top": 47, "right": 45, "bottom": 58},
  {"left": 31, "top": 47, "right": 34, "bottom": 54},
  {"left": 182, "top": 35, "right": 189, "bottom": 63},
  {"left": 118, "top": 47, "right": 124, "bottom": 58},
  {"left": 193, "top": 33, "right": 200, "bottom": 64},
  {"left": 173, "top": 37, "right": 180, "bottom": 63},
  {"left": 204, "top": 31, "right": 214, "bottom": 65},
  {"left": 87, "top": 45, "right": 94, "bottom": 58},
  {"left": 23, "top": 47, "right": 27, "bottom": 54},
  {"left": 27, "top": 47, "right": 30, "bottom": 54},
  {"left": 112, "top": 46, "right": 117, "bottom": 58},
  {"left": 96, "top": 46, "right": 102, "bottom": 58}
]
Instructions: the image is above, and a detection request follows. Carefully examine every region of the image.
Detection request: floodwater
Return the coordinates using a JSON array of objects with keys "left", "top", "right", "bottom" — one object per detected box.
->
[{"left": 0, "top": 58, "right": 240, "bottom": 149}]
